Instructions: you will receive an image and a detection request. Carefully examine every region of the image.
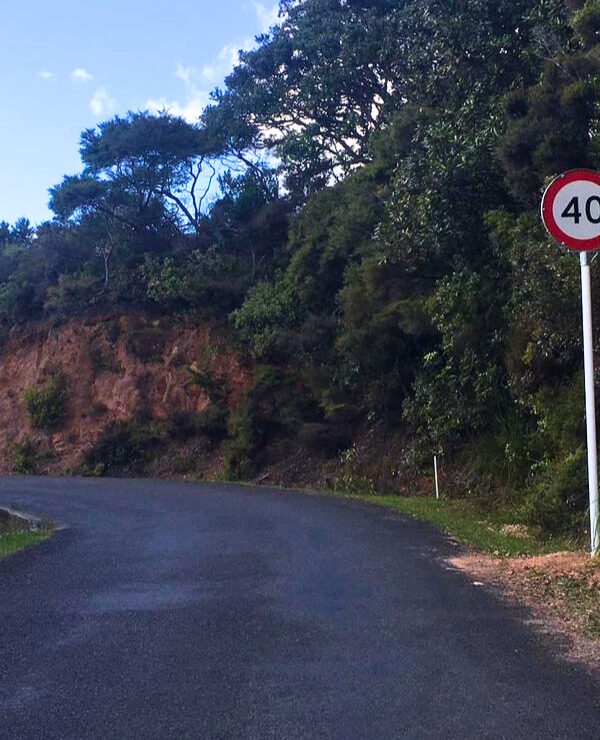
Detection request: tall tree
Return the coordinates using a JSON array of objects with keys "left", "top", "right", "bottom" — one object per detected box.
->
[{"left": 57, "top": 112, "right": 217, "bottom": 236}]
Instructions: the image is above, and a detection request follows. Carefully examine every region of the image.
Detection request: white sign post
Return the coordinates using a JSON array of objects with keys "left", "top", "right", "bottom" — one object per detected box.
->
[
  {"left": 580, "top": 251, "right": 599, "bottom": 554},
  {"left": 542, "top": 169, "right": 600, "bottom": 555}
]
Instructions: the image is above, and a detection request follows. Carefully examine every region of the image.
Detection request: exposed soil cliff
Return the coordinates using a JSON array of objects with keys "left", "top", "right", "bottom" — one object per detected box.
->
[{"left": 0, "top": 314, "right": 250, "bottom": 475}]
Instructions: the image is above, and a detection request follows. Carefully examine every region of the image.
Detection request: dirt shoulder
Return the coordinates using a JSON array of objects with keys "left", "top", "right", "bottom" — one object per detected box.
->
[{"left": 452, "top": 550, "right": 600, "bottom": 672}]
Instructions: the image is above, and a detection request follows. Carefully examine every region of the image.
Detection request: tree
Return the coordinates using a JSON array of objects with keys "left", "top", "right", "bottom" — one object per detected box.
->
[
  {"left": 500, "top": 0, "right": 600, "bottom": 202},
  {"left": 60, "top": 112, "right": 217, "bottom": 236},
  {"left": 204, "top": 0, "right": 407, "bottom": 197}
]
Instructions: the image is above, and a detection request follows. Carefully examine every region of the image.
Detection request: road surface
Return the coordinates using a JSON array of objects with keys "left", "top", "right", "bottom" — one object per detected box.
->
[{"left": 0, "top": 476, "right": 598, "bottom": 739}]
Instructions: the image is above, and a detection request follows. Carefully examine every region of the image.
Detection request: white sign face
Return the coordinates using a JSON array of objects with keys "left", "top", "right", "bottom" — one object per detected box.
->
[
  {"left": 541, "top": 169, "right": 600, "bottom": 251},
  {"left": 552, "top": 180, "right": 600, "bottom": 240}
]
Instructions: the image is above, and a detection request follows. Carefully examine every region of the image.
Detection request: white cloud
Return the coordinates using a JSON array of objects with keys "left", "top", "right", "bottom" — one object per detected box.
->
[
  {"left": 71, "top": 67, "right": 93, "bottom": 83},
  {"left": 201, "top": 64, "right": 217, "bottom": 83},
  {"left": 144, "top": 43, "right": 250, "bottom": 124},
  {"left": 199, "top": 41, "right": 251, "bottom": 84},
  {"left": 175, "top": 64, "right": 193, "bottom": 85},
  {"left": 90, "top": 88, "right": 116, "bottom": 116},
  {"left": 145, "top": 62, "right": 209, "bottom": 123},
  {"left": 253, "top": 2, "right": 279, "bottom": 32},
  {"left": 38, "top": 70, "right": 54, "bottom": 80},
  {"left": 145, "top": 25, "right": 263, "bottom": 124},
  {"left": 145, "top": 94, "right": 209, "bottom": 124}
]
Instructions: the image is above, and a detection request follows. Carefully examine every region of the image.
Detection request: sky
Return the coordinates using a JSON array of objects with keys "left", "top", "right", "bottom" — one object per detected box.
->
[{"left": 0, "top": 0, "right": 280, "bottom": 226}]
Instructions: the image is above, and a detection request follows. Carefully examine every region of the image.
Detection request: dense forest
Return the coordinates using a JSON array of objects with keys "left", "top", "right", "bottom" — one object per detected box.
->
[{"left": 2, "top": 0, "right": 600, "bottom": 536}]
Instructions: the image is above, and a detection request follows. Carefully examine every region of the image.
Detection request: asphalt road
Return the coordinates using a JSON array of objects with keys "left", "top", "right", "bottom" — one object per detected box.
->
[{"left": 0, "top": 477, "right": 598, "bottom": 739}]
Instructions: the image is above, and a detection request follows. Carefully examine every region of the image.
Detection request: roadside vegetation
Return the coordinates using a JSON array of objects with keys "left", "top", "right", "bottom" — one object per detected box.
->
[
  {"left": 346, "top": 494, "right": 576, "bottom": 558},
  {"left": 2, "top": 0, "right": 600, "bottom": 545},
  {"left": 0, "top": 527, "right": 52, "bottom": 559},
  {"left": 23, "top": 370, "right": 69, "bottom": 432}
]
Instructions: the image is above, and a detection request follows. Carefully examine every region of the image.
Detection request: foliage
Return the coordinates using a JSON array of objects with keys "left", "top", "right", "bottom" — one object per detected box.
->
[
  {"left": 297, "top": 421, "right": 350, "bottom": 457},
  {"left": 12, "top": 438, "right": 38, "bottom": 475},
  {"left": 23, "top": 371, "right": 69, "bottom": 432},
  {"left": 223, "top": 365, "right": 314, "bottom": 478},
  {"left": 344, "top": 493, "right": 573, "bottom": 557},
  {"left": 231, "top": 276, "right": 303, "bottom": 359},
  {"left": 167, "top": 406, "right": 228, "bottom": 443},
  {"left": 83, "top": 418, "right": 165, "bottom": 475},
  {"left": 187, "top": 363, "right": 229, "bottom": 404},
  {"left": 522, "top": 449, "right": 589, "bottom": 536}
]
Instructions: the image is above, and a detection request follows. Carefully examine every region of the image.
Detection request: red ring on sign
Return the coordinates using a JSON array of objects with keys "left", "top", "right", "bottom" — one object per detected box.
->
[{"left": 541, "top": 169, "right": 600, "bottom": 251}]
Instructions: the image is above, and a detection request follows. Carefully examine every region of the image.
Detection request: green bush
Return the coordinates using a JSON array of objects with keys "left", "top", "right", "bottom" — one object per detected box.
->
[
  {"left": 196, "top": 406, "right": 228, "bottom": 441},
  {"left": 522, "top": 448, "right": 589, "bottom": 537},
  {"left": 83, "top": 418, "right": 165, "bottom": 475},
  {"left": 224, "top": 364, "right": 327, "bottom": 479},
  {"left": 223, "top": 409, "right": 260, "bottom": 480},
  {"left": 298, "top": 422, "right": 350, "bottom": 456},
  {"left": 166, "top": 410, "right": 201, "bottom": 441},
  {"left": 187, "top": 364, "right": 229, "bottom": 403},
  {"left": 166, "top": 406, "right": 228, "bottom": 443},
  {"left": 24, "top": 371, "right": 69, "bottom": 432},
  {"left": 13, "top": 438, "right": 38, "bottom": 474}
]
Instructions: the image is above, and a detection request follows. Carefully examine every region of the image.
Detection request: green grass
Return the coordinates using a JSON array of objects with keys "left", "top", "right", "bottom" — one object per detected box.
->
[
  {"left": 341, "top": 493, "right": 575, "bottom": 557},
  {"left": 0, "top": 528, "right": 52, "bottom": 559},
  {"left": 226, "top": 479, "right": 577, "bottom": 557}
]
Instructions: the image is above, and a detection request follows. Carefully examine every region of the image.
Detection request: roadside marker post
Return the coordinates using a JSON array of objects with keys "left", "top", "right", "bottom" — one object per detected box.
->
[
  {"left": 434, "top": 455, "right": 440, "bottom": 501},
  {"left": 541, "top": 169, "right": 600, "bottom": 556}
]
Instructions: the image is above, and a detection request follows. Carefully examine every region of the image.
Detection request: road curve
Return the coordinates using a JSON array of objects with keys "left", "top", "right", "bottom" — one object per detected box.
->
[{"left": 0, "top": 476, "right": 598, "bottom": 739}]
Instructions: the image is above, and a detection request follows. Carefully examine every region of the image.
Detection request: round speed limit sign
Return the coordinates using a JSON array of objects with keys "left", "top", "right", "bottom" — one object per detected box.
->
[{"left": 541, "top": 169, "right": 600, "bottom": 251}]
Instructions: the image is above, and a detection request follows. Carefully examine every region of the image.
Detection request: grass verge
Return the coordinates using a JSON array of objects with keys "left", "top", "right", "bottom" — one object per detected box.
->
[
  {"left": 0, "top": 528, "right": 52, "bottom": 559},
  {"left": 339, "top": 493, "right": 574, "bottom": 557}
]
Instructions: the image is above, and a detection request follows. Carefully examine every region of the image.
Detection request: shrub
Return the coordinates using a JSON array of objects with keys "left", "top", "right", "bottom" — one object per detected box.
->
[
  {"left": 167, "top": 410, "right": 201, "bottom": 441},
  {"left": 13, "top": 438, "right": 38, "bottom": 474},
  {"left": 522, "top": 448, "right": 589, "bottom": 537},
  {"left": 44, "top": 272, "right": 98, "bottom": 316},
  {"left": 223, "top": 365, "right": 312, "bottom": 479},
  {"left": 334, "top": 444, "right": 376, "bottom": 495},
  {"left": 298, "top": 421, "right": 350, "bottom": 456},
  {"left": 196, "top": 406, "right": 228, "bottom": 442},
  {"left": 83, "top": 418, "right": 165, "bottom": 475},
  {"left": 24, "top": 371, "right": 69, "bottom": 432},
  {"left": 166, "top": 406, "right": 228, "bottom": 443},
  {"left": 223, "top": 409, "right": 260, "bottom": 480},
  {"left": 187, "top": 364, "right": 229, "bottom": 403}
]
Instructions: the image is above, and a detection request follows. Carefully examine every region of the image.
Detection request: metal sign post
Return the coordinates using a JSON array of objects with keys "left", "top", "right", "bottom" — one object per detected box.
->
[
  {"left": 580, "top": 251, "right": 599, "bottom": 554},
  {"left": 542, "top": 169, "right": 600, "bottom": 555}
]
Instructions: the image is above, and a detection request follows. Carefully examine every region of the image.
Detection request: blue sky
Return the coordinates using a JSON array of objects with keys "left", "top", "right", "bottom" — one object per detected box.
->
[{"left": 0, "top": 0, "right": 279, "bottom": 225}]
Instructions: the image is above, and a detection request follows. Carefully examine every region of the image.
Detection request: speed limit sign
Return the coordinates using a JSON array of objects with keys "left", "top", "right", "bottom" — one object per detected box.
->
[
  {"left": 541, "top": 169, "right": 600, "bottom": 251},
  {"left": 541, "top": 168, "right": 600, "bottom": 555}
]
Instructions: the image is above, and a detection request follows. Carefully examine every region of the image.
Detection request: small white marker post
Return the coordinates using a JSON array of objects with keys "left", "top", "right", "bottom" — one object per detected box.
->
[
  {"left": 580, "top": 251, "right": 599, "bottom": 555},
  {"left": 541, "top": 169, "right": 600, "bottom": 555},
  {"left": 434, "top": 455, "right": 440, "bottom": 501}
]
